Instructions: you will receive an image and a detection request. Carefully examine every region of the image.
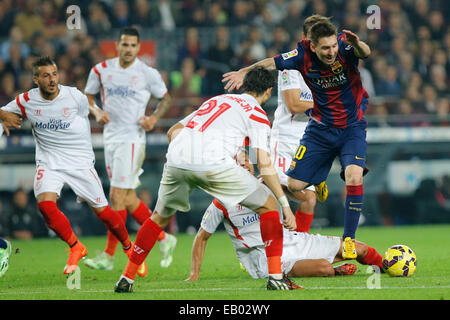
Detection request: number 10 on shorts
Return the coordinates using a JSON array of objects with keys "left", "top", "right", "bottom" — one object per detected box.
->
[{"left": 294, "top": 145, "right": 306, "bottom": 160}]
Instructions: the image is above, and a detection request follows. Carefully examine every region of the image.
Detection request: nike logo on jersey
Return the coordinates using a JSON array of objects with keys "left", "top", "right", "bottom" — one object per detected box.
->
[{"left": 355, "top": 156, "right": 365, "bottom": 160}]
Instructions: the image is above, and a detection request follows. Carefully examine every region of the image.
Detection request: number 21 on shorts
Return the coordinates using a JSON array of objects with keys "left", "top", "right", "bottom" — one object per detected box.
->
[{"left": 294, "top": 144, "right": 306, "bottom": 160}]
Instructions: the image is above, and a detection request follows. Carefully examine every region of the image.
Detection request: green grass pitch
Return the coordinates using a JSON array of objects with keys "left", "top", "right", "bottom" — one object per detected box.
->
[{"left": 0, "top": 225, "right": 449, "bottom": 300}]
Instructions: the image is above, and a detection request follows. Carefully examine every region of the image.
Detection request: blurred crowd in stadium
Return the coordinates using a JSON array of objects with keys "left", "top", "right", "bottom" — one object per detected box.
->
[
  {"left": 0, "top": 0, "right": 448, "bottom": 126},
  {"left": 0, "top": 0, "right": 449, "bottom": 238}
]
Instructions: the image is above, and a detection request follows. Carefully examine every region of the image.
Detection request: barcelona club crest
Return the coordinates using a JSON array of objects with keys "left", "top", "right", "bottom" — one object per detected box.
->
[{"left": 331, "top": 61, "right": 343, "bottom": 74}]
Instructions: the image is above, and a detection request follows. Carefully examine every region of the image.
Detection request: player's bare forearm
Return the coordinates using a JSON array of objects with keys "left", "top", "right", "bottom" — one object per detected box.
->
[
  {"left": 240, "top": 58, "right": 276, "bottom": 73},
  {"left": 87, "top": 97, "right": 110, "bottom": 125},
  {"left": 283, "top": 89, "right": 314, "bottom": 114},
  {"left": 353, "top": 40, "right": 371, "bottom": 58},
  {"left": 152, "top": 93, "right": 172, "bottom": 120},
  {"left": 256, "top": 148, "right": 296, "bottom": 230},
  {"left": 185, "top": 228, "right": 211, "bottom": 281},
  {"left": 223, "top": 58, "right": 276, "bottom": 92},
  {"left": 85, "top": 93, "right": 96, "bottom": 107},
  {"left": 256, "top": 149, "right": 286, "bottom": 200}
]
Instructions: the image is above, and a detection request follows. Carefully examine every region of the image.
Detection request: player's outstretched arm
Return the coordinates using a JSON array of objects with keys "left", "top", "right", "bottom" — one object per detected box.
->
[
  {"left": 342, "top": 30, "right": 371, "bottom": 58},
  {"left": 0, "top": 109, "right": 22, "bottom": 136},
  {"left": 222, "top": 58, "right": 276, "bottom": 92},
  {"left": 185, "top": 227, "right": 212, "bottom": 281},
  {"left": 255, "top": 148, "right": 296, "bottom": 230}
]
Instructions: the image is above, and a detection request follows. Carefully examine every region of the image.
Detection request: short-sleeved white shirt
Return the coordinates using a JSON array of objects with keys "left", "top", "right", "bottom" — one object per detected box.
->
[
  {"left": 271, "top": 70, "right": 313, "bottom": 145},
  {"left": 167, "top": 93, "right": 272, "bottom": 171},
  {"left": 1, "top": 85, "right": 95, "bottom": 170},
  {"left": 84, "top": 57, "right": 168, "bottom": 144}
]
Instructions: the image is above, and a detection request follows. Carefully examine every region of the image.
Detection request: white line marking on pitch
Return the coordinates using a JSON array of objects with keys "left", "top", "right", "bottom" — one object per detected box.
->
[{"left": 1, "top": 285, "right": 449, "bottom": 295}]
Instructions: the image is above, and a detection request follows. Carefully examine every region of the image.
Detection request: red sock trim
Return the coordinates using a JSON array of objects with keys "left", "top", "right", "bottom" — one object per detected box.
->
[
  {"left": 295, "top": 210, "right": 314, "bottom": 232},
  {"left": 130, "top": 200, "right": 152, "bottom": 225},
  {"left": 346, "top": 185, "right": 363, "bottom": 196},
  {"left": 259, "top": 211, "right": 283, "bottom": 258},
  {"left": 358, "top": 246, "right": 383, "bottom": 269},
  {"left": 96, "top": 206, "right": 130, "bottom": 248},
  {"left": 129, "top": 218, "right": 163, "bottom": 266},
  {"left": 38, "top": 201, "right": 74, "bottom": 245}
]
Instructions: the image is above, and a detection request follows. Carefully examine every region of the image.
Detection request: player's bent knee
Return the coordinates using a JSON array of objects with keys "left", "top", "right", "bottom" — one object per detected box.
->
[
  {"left": 303, "top": 190, "right": 317, "bottom": 208},
  {"left": 254, "top": 194, "right": 277, "bottom": 215},
  {"left": 151, "top": 210, "right": 171, "bottom": 229},
  {"left": 287, "top": 177, "right": 307, "bottom": 194},
  {"left": 110, "top": 187, "right": 128, "bottom": 208},
  {"left": 318, "top": 259, "right": 335, "bottom": 277}
]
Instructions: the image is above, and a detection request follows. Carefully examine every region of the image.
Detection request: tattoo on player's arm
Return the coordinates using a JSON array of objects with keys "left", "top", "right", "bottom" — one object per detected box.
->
[{"left": 152, "top": 94, "right": 172, "bottom": 119}]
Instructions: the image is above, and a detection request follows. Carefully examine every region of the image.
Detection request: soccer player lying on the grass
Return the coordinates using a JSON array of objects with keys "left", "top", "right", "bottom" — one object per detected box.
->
[
  {"left": 185, "top": 154, "right": 384, "bottom": 281},
  {"left": 0, "top": 56, "right": 145, "bottom": 275}
]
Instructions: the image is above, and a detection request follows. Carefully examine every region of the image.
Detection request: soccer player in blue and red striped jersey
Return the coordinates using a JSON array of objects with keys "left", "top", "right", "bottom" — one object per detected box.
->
[{"left": 223, "top": 20, "right": 371, "bottom": 259}]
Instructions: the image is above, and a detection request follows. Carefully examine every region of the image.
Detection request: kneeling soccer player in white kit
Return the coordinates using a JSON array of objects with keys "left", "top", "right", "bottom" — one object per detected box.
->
[
  {"left": 186, "top": 154, "right": 385, "bottom": 280},
  {"left": 114, "top": 67, "right": 302, "bottom": 293},
  {"left": 0, "top": 56, "right": 145, "bottom": 275}
]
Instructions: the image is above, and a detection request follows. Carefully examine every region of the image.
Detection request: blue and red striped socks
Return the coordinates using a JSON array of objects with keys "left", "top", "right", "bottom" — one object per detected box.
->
[{"left": 343, "top": 185, "right": 363, "bottom": 239}]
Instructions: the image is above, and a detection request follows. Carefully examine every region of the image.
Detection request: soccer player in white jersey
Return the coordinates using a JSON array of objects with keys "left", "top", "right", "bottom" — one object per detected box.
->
[
  {"left": 186, "top": 154, "right": 384, "bottom": 280},
  {"left": 84, "top": 27, "right": 177, "bottom": 273},
  {"left": 114, "top": 67, "right": 301, "bottom": 293},
  {"left": 271, "top": 15, "right": 330, "bottom": 233},
  {"left": 0, "top": 56, "right": 139, "bottom": 275}
]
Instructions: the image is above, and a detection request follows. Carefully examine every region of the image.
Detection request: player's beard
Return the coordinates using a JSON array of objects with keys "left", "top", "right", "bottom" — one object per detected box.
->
[
  {"left": 120, "top": 52, "right": 137, "bottom": 66},
  {"left": 39, "top": 81, "right": 59, "bottom": 99}
]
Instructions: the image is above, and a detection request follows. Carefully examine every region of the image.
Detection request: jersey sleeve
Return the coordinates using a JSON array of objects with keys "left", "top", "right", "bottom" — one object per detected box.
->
[
  {"left": 200, "top": 201, "right": 224, "bottom": 234},
  {"left": 274, "top": 42, "right": 305, "bottom": 71},
  {"left": 337, "top": 34, "right": 360, "bottom": 67},
  {"left": 144, "top": 67, "right": 168, "bottom": 99},
  {"left": 279, "top": 69, "right": 313, "bottom": 102},
  {"left": 2, "top": 98, "right": 23, "bottom": 116},
  {"left": 246, "top": 107, "right": 271, "bottom": 153},
  {"left": 84, "top": 66, "right": 101, "bottom": 95},
  {"left": 70, "top": 88, "right": 90, "bottom": 117}
]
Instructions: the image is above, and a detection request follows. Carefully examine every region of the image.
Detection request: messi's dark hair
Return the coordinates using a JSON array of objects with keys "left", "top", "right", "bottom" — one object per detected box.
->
[
  {"left": 32, "top": 56, "right": 57, "bottom": 76},
  {"left": 310, "top": 20, "right": 337, "bottom": 45},
  {"left": 119, "top": 26, "right": 140, "bottom": 42},
  {"left": 242, "top": 67, "right": 275, "bottom": 95}
]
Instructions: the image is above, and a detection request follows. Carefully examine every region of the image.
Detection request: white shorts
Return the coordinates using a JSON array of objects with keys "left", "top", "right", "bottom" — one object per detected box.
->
[
  {"left": 270, "top": 138, "right": 315, "bottom": 193},
  {"left": 155, "top": 164, "right": 270, "bottom": 218},
  {"left": 33, "top": 165, "right": 108, "bottom": 208},
  {"left": 281, "top": 231, "right": 341, "bottom": 275},
  {"left": 104, "top": 142, "right": 145, "bottom": 189}
]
